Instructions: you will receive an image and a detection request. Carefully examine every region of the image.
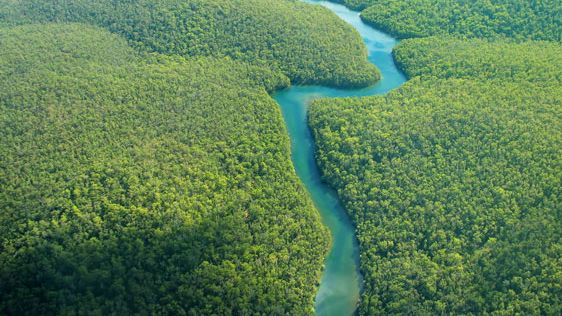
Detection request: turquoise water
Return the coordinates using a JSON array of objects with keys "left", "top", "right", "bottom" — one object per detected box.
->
[{"left": 273, "top": 1, "right": 407, "bottom": 315}]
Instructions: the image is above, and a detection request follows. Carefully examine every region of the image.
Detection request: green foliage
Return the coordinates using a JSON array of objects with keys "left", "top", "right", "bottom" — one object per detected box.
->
[
  {"left": 0, "top": 0, "right": 379, "bottom": 87},
  {"left": 0, "top": 24, "right": 328, "bottom": 315},
  {"left": 394, "top": 37, "right": 562, "bottom": 86},
  {"left": 310, "top": 37, "right": 562, "bottom": 314},
  {"left": 311, "top": 79, "right": 561, "bottom": 315},
  {"left": 332, "top": 0, "right": 376, "bottom": 11},
  {"left": 338, "top": 0, "right": 562, "bottom": 42}
]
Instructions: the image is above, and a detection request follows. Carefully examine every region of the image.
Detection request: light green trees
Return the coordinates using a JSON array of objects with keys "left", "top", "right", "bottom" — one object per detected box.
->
[
  {"left": 339, "top": 0, "right": 561, "bottom": 42},
  {"left": 0, "top": 0, "right": 379, "bottom": 87},
  {"left": 309, "top": 32, "right": 562, "bottom": 315},
  {"left": 0, "top": 24, "right": 328, "bottom": 315}
]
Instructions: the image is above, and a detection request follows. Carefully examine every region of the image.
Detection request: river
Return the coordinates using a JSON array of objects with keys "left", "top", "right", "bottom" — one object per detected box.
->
[{"left": 273, "top": 1, "right": 407, "bottom": 315}]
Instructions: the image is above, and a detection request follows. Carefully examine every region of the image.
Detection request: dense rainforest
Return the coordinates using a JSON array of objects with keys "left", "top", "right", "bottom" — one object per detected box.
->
[
  {"left": 310, "top": 13, "right": 562, "bottom": 316},
  {"left": 311, "top": 79, "right": 561, "bottom": 314},
  {"left": 336, "top": 0, "right": 561, "bottom": 42},
  {"left": 0, "top": 0, "right": 385, "bottom": 314},
  {"left": 2, "top": 0, "right": 561, "bottom": 314},
  {"left": 0, "top": 0, "right": 379, "bottom": 88},
  {"left": 393, "top": 37, "right": 562, "bottom": 85},
  {"left": 0, "top": 23, "right": 335, "bottom": 315}
]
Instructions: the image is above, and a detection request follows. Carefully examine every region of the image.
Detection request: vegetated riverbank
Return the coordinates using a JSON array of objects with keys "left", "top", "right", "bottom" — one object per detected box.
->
[
  {"left": 308, "top": 2, "right": 562, "bottom": 315},
  {"left": 275, "top": 1, "right": 407, "bottom": 315},
  {"left": 0, "top": 1, "right": 384, "bottom": 314}
]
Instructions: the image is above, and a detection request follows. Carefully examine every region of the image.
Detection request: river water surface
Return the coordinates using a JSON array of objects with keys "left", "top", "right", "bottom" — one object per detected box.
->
[{"left": 273, "top": 1, "right": 407, "bottom": 315}]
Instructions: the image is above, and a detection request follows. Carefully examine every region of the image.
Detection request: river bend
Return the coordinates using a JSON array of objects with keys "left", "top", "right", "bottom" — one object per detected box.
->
[{"left": 273, "top": 1, "right": 407, "bottom": 315}]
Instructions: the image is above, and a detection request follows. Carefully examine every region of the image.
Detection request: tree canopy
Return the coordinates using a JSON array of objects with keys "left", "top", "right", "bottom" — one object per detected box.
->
[
  {"left": 309, "top": 27, "right": 562, "bottom": 315},
  {"left": 0, "top": 23, "right": 329, "bottom": 315},
  {"left": 394, "top": 37, "right": 562, "bottom": 86},
  {"left": 337, "top": 0, "right": 561, "bottom": 42},
  {"left": 0, "top": 0, "right": 379, "bottom": 87}
]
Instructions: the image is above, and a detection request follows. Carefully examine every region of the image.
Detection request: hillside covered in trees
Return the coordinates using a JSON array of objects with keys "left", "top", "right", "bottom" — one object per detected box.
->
[
  {"left": 393, "top": 37, "right": 562, "bottom": 85},
  {"left": 0, "top": 22, "right": 334, "bottom": 315},
  {"left": 310, "top": 28, "right": 562, "bottom": 315},
  {"left": 0, "top": 0, "right": 387, "bottom": 314},
  {"left": 0, "top": 0, "right": 379, "bottom": 88},
  {"left": 2, "top": 0, "right": 561, "bottom": 314},
  {"left": 337, "top": 0, "right": 561, "bottom": 41}
]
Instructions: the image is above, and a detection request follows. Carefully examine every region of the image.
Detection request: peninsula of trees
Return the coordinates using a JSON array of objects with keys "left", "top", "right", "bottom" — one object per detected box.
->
[
  {"left": 0, "top": 1, "right": 379, "bottom": 314},
  {"left": 309, "top": 1, "right": 561, "bottom": 314}
]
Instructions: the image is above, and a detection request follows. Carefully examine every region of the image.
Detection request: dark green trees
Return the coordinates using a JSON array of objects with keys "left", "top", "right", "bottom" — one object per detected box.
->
[
  {"left": 394, "top": 37, "right": 562, "bottom": 85},
  {"left": 0, "top": 23, "right": 329, "bottom": 315},
  {"left": 0, "top": 0, "right": 386, "bottom": 313},
  {"left": 311, "top": 78, "right": 561, "bottom": 314},
  {"left": 0, "top": 0, "right": 379, "bottom": 87},
  {"left": 338, "top": 0, "right": 561, "bottom": 42},
  {"left": 309, "top": 6, "right": 562, "bottom": 314}
]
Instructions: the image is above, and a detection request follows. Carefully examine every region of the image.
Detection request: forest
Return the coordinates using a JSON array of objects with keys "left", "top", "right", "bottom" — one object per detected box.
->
[
  {"left": 0, "top": 0, "right": 379, "bottom": 88},
  {"left": 393, "top": 37, "right": 562, "bottom": 85},
  {"left": 311, "top": 78, "right": 561, "bottom": 314},
  {"left": 0, "top": 21, "right": 336, "bottom": 316},
  {"left": 1, "top": 0, "right": 561, "bottom": 314},
  {"left": 0, "top": 0, "right": 389, "bottom": 314},
  {"left": 309, "top": 8, "right": 562, "bottom": 315},
  {"left": 338, "top": 0, "right": 561, "bottom": 42}
]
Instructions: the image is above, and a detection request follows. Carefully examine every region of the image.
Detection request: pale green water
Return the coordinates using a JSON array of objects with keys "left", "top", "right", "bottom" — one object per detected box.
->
[{"left": 273, "top": 1, "right": 407, "bottom": 315}]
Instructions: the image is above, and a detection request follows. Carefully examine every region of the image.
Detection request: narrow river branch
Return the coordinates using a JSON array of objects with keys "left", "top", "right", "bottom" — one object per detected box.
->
[{"left": 273, "top": 1, "right": 407, "bottom": 315}]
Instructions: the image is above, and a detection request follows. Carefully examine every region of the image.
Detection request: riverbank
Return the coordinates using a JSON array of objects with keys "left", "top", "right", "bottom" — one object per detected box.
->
[{"left": 274, "top": 1, "right": 407, "bottom": 315}]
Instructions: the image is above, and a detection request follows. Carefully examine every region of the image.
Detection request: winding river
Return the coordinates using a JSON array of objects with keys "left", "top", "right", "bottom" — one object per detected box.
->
[{"left": 273, "top": 1, "right": 407, "bottom": 315}]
